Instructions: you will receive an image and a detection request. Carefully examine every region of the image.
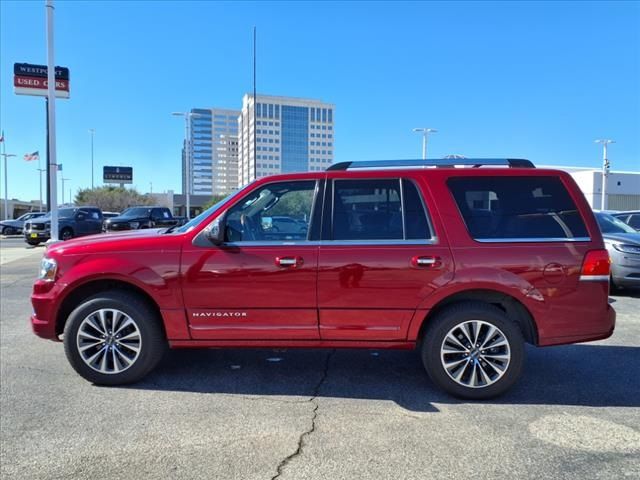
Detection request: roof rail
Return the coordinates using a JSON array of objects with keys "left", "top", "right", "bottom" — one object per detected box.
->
[{"left": 326, "top": 158, "right": 535, "bottom": 171}]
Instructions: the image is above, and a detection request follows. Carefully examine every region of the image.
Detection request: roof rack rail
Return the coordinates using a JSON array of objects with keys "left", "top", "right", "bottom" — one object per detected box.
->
[{"left": 326, "top": 158, "right": 535, "bottom": 171}]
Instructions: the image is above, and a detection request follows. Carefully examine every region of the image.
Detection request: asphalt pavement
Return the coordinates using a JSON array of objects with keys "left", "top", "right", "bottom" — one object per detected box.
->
[{"left": 1, "top": 251, "right": 639, "bottom": 480}]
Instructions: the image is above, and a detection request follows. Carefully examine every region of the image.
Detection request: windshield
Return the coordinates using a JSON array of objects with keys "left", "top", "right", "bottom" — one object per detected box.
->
[
  {"left": 174, "top": 191, "right": 238, "bottom": 233},
  {"left": 120, "top": 207, "right": 153, "bottom": 218},
  {"left": 595, "top": 212, "right": 637, "bottom": 234}
]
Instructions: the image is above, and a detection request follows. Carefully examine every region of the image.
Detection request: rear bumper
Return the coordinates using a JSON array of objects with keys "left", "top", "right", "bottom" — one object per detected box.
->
[{"left": 539, "top": 303, "right": 616, "bottom": 347}]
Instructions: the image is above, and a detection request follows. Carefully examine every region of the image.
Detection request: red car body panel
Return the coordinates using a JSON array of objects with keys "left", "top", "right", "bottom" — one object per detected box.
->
[{"left": 31, "top": 167, "right": 615, "bottom": 350}]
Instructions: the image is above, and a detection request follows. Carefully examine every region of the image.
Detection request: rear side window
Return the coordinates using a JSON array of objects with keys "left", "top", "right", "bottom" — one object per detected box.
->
[
  {"left": 448, "top": 176, "right": 589, "bottom": 241},
  {"left": 331, "top": 178, "right": 432, "bottom": 241}
]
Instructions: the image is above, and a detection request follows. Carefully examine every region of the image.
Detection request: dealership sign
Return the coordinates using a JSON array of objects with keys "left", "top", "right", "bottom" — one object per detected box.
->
[
  {"left": 104, "top": 166, "right": 133, "bottom": 184},
  {"left": 14, "top": 63, "right": 70, "bottom": 99}
]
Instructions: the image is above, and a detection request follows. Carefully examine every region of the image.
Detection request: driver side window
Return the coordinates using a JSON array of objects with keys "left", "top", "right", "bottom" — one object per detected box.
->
[{"left": 225, "top": 181, "right": 316, "bottom": 243}]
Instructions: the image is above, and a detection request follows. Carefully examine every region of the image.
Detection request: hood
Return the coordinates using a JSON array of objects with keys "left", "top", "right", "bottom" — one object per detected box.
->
[
  {"left": 46, "top": 228, "right": 167, "bottom": 254},
  {"left": 603, "top": 232, "right": 640, "bottom": 245},
  {"left": 1, "top": 219, "right": 22, "bottom": 227},
  {"left": 106, "top": 215, "right": 148, "bottom": 223}
]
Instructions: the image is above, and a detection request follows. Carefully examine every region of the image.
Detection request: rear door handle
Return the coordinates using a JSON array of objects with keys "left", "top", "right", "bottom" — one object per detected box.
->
[
  {"left": 411, "top": 256, "right": 442, "bottom": 268},
  {"left": 276, "top": 256, "right": 304, "bottom": 268}
]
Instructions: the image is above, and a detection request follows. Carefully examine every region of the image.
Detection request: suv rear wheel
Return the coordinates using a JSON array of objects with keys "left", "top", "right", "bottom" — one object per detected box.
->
[
  {"left": 63, "top": 291, "right": 166, "bottom": 385},
  {"left": 421, "top": 302, "right": 524, "bottom": 399}
]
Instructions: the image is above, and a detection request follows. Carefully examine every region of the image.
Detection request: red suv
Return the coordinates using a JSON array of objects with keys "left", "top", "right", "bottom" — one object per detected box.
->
[{"left": 30, "top": 159, "right": 615, "bottom": 399}]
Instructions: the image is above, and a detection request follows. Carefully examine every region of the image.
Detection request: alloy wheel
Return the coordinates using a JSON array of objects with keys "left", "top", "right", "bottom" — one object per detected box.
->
[
  {"left": 440, "top": 320, "right": 511, "bottom": 389},
  {"left": 76, "top": 309, "right": 142, "bottom": 374}
]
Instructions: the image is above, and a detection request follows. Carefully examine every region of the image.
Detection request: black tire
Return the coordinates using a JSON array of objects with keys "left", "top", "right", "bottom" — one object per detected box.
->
[
  {"left": 2, "top": 226, "right": 15, "bottom": 235},
  {"left": 26, "top": 240, "right": 40, "bottom": 246},
  {"left": 60, "top": 228, "right": 74, "bottom": 241},
  {"left": 421, "top": 302, "right": 524, "bottom": 400},
  {"left": 63, "top": 291, "right": 167, "bottom": 385}
]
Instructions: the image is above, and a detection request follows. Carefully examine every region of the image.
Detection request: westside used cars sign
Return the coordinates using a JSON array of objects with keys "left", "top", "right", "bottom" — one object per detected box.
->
[{"left": 14, "top": 63, "right": 70, "bottom": 99}]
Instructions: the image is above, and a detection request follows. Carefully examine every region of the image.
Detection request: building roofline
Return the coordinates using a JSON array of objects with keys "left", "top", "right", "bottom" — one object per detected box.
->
[{"left": 241, "top": 93, "right": 334, "bottom": 107}]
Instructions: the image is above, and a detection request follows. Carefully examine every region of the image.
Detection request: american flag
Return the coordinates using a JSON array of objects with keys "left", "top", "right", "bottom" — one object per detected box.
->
[
  {"left": 24, "top": 151, "right": 39, "bottom": 162},
  {"left": 0, "top": 131, "right": 4, "bottom": 143}
]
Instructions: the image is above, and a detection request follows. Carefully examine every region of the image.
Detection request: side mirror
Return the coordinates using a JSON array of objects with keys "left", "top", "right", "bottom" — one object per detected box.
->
[{"left": 206, "top": 213, "right": 226, "bottom": 245}]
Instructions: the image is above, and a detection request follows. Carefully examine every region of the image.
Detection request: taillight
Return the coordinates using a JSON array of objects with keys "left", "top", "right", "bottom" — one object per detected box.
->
[{"left": 579, "top": 249, "right": 610, "bottom": 281}]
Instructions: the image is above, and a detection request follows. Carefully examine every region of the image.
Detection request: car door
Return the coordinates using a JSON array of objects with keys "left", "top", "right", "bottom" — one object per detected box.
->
[
  {"left": 317, "top": 177, "right": 453, "bottom": 341},
  {"left": 74, "top": 209, "right": 90, "bottom": 236},
  {"left": 181, "top": 179, "right": 321, "bottom": 340}
]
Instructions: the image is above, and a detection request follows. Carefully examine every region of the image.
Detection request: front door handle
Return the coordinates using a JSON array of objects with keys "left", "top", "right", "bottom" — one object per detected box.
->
[
  {"left": 276, "top": 256, "right": 304, "bottom": 268},
  {"left": 411, "top": 256, "right": 442, "bottom": 268}
]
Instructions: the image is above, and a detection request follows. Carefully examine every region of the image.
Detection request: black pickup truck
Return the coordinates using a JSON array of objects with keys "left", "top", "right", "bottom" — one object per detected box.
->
[{"left": 103, "top": 206, "right": 183, "bottom": 231}]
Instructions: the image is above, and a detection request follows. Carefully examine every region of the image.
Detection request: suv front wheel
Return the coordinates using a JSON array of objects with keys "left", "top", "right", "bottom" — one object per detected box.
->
[
  {"left": 422, "top": 302, "right": 524, "bottom": 399},
  {"left": 63, "top": 291, "right": 166, "bottom": 385}
]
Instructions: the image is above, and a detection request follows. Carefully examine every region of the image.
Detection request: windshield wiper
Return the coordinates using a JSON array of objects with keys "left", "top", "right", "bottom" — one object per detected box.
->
[{"left": 164, "top": 225, "right": 179, "bottom": 234}]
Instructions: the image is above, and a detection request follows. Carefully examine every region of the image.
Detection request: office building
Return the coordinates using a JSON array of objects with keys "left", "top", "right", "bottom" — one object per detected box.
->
[
  {"left": 182, "top": 107, "right": 240, "bottom": 196},
  {"left": 238, "top": 94, "right": 335, "bottom": 185}
]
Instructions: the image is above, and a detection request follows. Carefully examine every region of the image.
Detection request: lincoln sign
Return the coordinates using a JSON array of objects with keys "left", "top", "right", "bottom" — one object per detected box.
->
[
  {"left": 14, "top": 63, "right": 70, "bottom": 99},
  {"left": 103, "top": 166, "right": 133, "bottom": 185}
]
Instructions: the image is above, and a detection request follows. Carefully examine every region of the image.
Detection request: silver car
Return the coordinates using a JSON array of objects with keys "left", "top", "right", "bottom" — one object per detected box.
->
[{"left": 594, "top": 211, "right": 640, "bottom": 289}]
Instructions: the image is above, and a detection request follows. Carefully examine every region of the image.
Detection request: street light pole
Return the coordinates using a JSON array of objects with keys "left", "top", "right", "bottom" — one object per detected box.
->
[
  {"left": 412, "top": 128, "right": 438, "bottom": 159},
  {"left": 1, "top": 152, "right": 16, "bottom": 219},
  {"left": 89, "top": 128, "right": 95, "bottom": 189},
  {"left": 595, "top": 139, "right": 614, "bottom": 210},
  {"left": 45, "top": 0, "right": 59, "bottom": 241}
]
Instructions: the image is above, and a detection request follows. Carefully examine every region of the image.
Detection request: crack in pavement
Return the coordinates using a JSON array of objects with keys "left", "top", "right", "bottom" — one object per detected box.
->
[{"left": 270, "top": 349, "right": 335, "bottom": 480}]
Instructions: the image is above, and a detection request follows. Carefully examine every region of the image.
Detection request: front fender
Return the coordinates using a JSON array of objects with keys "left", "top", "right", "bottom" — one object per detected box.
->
[{"left": 55, "top": 253, "right": 182, "bottom": 310}]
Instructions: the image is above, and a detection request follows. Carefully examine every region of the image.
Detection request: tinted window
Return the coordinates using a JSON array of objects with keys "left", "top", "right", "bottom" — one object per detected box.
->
[
  {"left": 448, "top": 176, "right": 589, "bottom": 240},
  {"left": 332, "top": 179, "right": 403, "bottom": 240},
  {"left": 628, "top": 214, "right": 640, "bottom": 230},
  {"left": 225, "top": 181, "right": 316, "bottom": 242},
  {"left": 403, "top": 179, "right": 431, "bottom": 239}
]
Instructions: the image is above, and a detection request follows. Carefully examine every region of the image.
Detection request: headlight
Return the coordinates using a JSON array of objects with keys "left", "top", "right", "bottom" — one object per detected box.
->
[
  {"left": 39, "top": 257, "right": 58, "bottom": 282},
  {"left": 612, "top": 243, "right": 640, "bottom": 254},
  {"left": 129, "top": 222, "right": 140, "bottom": 229}
]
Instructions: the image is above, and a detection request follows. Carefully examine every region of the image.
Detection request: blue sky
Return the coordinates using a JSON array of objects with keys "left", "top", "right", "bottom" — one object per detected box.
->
[{"left": 1, "top": 1, "right": 639, "bottom": 202}]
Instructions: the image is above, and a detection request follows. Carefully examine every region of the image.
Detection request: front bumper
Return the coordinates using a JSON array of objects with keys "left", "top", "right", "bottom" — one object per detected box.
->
[
  {"left": 30, "top": 280, "right": 65, "bottom": 341},
  {"left": 611, "top": 252, "right": 640, "bottom": 288},
  {"left": 24, "top": 230, "right": 51, "bottom": 242}
]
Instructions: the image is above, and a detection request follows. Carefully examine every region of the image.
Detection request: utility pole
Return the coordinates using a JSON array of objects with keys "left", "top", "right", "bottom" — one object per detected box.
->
[
  {"left": 595, "top": 139, "right": 614, "bottom": 210},
  {"left": 1, "top": 152, "right": 16, "bottom": 220},
  {"left": 89, "top": 128, "right": 95, "bottom": 189},
  {"left": 253, "top": 26, "right": 257, "bottom": 182},
  {"left": 46, "top": 0, "right": 59, "bottom": 241},
  {"left": 413, "top": 128, "right": 437, "bottom": 159}
]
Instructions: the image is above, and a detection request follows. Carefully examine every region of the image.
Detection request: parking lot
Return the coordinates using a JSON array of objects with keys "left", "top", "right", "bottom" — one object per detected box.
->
[{"left": 1, "top": 238, "right": 639, "bottom": 480}]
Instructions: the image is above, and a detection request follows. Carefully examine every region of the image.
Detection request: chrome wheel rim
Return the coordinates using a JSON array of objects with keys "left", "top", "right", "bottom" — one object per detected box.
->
[
  {"left": 440, "top": 320, "right": 511, "bottom": 389},
  {"left": 76, "top": 309, "right": 142, "bottom": 374}
]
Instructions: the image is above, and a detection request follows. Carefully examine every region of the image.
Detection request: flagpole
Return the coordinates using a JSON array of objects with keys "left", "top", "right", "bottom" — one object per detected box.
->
[
  {"left": 37, "top": 158, "right": 45, "bottom": 212},
  {"left": 46, "top": 0, "right": 59, "bottom": 241}
]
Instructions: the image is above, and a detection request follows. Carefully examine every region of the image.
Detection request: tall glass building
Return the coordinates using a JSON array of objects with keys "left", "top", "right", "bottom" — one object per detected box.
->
[
  {"left": 238, "top": 94, "right": 335, "bottom": 186},
  {"left": 182, "top": 107, "right": 240, "bottom": 196}
]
